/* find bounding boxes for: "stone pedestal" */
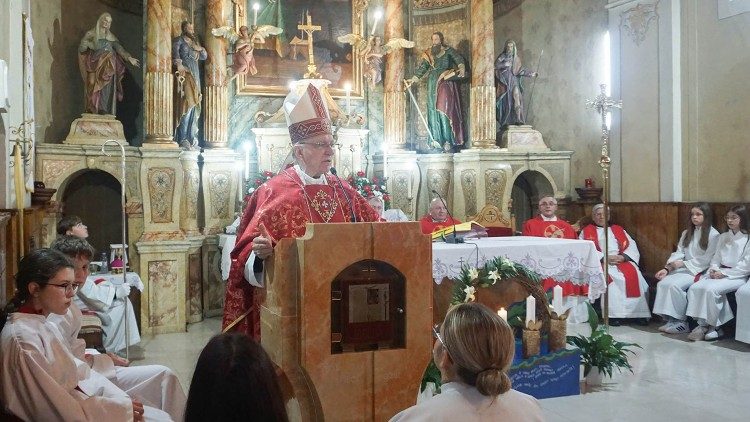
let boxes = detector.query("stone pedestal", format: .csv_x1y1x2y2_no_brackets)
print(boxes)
416,154,455,218
63,114,127,146
135,240,190,334
201,149,240,235
370,151,419,220
201,234,224,317
500,125,550,152
186,235,205,324
179,150,200,236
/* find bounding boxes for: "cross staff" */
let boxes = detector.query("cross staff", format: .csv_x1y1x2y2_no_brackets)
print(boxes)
585,83,621,329
298,13,321,78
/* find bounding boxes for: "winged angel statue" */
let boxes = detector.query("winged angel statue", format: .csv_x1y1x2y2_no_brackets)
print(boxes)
212,24,283,80
338,34,415,88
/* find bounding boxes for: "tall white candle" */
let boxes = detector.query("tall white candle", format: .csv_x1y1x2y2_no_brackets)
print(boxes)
525,295,536,326
344,82,352,114
371,10,383,36
253,3,260,26
243,142,251,181
553,285,563,315
497,307,507,322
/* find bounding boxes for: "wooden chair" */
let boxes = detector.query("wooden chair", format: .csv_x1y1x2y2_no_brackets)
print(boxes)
470,202,516,237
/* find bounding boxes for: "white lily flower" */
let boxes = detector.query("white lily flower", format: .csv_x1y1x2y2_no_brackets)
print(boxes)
468,268,479,280
488,269,500,284
463,286,476,302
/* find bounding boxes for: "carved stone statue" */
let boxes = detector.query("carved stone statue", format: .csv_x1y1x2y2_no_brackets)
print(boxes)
173,21,207,149
78,13,140,115
495,39,538,128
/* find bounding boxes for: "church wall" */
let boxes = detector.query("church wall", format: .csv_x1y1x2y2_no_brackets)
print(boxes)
31,0,144,145
494,0,608,199
682,0,750,202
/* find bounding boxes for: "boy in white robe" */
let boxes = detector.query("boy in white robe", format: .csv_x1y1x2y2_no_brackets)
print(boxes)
49,235,187,420
579,204,651,324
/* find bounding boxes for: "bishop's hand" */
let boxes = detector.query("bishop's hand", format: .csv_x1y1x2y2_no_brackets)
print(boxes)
253,223,274,260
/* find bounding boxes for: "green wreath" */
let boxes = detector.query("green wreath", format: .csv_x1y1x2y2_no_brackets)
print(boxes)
451,256,541,305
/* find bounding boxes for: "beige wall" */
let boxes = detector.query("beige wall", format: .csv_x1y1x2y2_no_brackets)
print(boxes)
31,0,143,145
682,0,750,202
494,0,608,197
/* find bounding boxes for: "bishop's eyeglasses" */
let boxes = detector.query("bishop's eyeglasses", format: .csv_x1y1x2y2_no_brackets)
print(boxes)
298,141,338,149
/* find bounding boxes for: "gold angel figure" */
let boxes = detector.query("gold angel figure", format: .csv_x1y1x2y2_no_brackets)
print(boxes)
212,24,283,80
337,34,415,88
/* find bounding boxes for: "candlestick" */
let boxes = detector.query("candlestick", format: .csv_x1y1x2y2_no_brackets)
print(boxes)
243,142,251,181
253,3,260,26
553,285,563,315
344,82,352,114
497,307,507,322
371,10,383,36
525,295,536,326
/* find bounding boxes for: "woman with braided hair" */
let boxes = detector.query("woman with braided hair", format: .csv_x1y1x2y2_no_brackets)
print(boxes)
390,302,544,421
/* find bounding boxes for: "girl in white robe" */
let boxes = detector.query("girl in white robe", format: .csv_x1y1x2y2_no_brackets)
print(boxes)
653,203,720,334
0,248,170,421
686,206,750,341
735,262,750,344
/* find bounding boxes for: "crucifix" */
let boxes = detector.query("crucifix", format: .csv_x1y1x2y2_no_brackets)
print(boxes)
298,13,322,78
585,83,622,328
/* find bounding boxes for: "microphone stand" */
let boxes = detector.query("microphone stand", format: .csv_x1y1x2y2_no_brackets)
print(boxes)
330,167,356,222
431,189,463,244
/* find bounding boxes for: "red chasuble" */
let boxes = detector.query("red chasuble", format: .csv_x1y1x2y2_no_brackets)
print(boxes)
418,216,461,235
223,168,381,339
581,224,641,298
522,215,577,239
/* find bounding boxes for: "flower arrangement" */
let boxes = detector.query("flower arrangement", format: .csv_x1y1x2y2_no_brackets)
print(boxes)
245,170,275,195
347,170,390,207
451,256,541,305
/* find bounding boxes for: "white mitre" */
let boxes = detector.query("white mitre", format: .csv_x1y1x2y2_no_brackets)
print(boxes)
283,83,333,144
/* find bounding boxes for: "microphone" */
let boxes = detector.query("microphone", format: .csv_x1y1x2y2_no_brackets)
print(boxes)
330,167,357,222
431,189,463,243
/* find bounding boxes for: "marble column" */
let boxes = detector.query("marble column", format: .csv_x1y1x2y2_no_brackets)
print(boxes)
383,0,407,150
203,0,229,149
469,0,497,149
144,0,174,145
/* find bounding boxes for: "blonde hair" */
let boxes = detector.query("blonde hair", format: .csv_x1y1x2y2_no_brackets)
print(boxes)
441,303,514,396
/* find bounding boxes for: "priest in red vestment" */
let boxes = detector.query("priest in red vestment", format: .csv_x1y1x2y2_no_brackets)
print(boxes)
419,197,461,234
580,203,651,324
222,83,380,339
521,196,576,239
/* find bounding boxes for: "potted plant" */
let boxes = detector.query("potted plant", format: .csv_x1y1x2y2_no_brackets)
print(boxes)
566,303,641,385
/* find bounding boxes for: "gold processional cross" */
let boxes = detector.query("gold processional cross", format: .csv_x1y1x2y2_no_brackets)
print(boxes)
298,13,322,79
585,83,622,328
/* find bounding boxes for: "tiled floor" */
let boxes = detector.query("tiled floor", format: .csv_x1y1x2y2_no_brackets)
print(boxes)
135,318,750,421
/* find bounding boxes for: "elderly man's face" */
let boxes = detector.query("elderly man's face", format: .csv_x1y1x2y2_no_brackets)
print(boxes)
538,197,557,218
429,200,448,222
184,23,195,36
295,134,335,178
368,198,384,216
593,207,609,227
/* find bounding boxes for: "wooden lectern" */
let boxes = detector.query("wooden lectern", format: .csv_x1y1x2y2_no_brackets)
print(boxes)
261,222,433,421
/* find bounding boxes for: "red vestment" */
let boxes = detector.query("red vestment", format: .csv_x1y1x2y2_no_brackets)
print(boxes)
418,216,461,235
223,168,381,339
581,224,642,298
522,215,576,239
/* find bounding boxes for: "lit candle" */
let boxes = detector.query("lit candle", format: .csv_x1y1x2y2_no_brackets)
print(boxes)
553,285,563,315
243,142,251,181
344,82,352,114
382,144,389,179
497,307,507,322
253,3,260,26
371,10,383,36
525,295,536,326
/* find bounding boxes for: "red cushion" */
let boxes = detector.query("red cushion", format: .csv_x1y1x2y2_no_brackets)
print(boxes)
486,227,513,237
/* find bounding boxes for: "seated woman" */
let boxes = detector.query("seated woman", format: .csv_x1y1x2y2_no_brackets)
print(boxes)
653,203,720,334
686,205,750,341
0,248,170,421
185,332,288,422
390,303,544,421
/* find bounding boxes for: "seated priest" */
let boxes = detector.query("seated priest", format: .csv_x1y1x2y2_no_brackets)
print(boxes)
419,197,461,234
367,195,409,222
223,83,381,340
521,195,576,239
580,204,651,325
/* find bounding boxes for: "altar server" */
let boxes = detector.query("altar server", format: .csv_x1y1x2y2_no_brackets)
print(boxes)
0,248,171,421
49,235,186,420
580,203,651,323
686,205,750,341
223,83,380,339
390,303,544,421
653,203,720,334
521,195,576,239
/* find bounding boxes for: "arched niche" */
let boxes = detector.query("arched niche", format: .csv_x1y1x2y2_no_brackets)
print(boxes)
60,169,123,256
511,170,554,224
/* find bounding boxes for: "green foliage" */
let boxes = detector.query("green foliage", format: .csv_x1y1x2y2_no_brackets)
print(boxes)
566,303,641,378
450,256,541,305
421,360,442,393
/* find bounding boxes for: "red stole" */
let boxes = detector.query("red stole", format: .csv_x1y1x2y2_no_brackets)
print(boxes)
582,224,641,298
419,216,461,235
